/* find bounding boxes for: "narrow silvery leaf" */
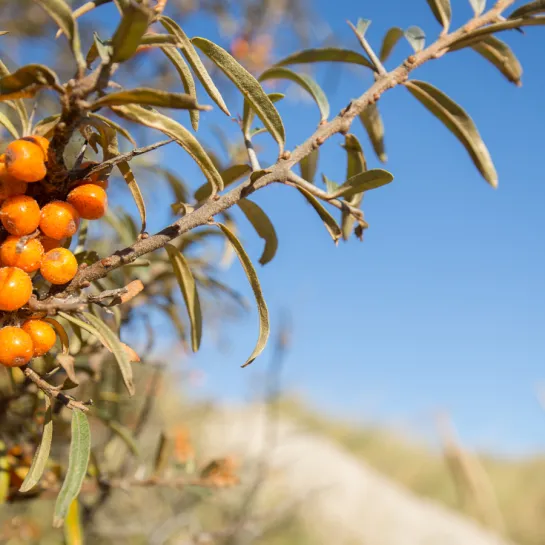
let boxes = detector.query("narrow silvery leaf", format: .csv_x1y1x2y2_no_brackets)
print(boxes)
322,174,340,194
160,16,230,116
359,103,387,163
405,26,426,52
112,104,224,195
299,148,319,184
110,1,151,62
258,66,330,123
242,92,284,139
238,199,278,265
80,312,135,396
88,113,136,145
33,0,85,70
53,411,91,527
357,18,372,36
471,36,522,85
509,1,545,18
297,187,341,243
426,0,452,32
161,46,199,130
469,0,486,16
0,61,28,134
43,317,70,355
164,244,202,352
194,164,251,201
93,88,209,110
380,27,404,62
19,397,53,492
192,37,286,153
0,64,59,100
405,80,497,187
327,169,394,199
216,222,270,367
0,111,19,139
117,161,146,233
275,48,373,70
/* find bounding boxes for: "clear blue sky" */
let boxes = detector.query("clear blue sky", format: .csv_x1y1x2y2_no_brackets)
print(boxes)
5,0,545,455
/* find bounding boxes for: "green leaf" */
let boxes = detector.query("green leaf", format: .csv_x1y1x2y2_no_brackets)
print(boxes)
112,104,224,195
88,113,136,145
192,37,286,153
63,499,83,545
509,1,545,18
116,161,146,234
327,169,394,199
94,88,208,110
322,174,340,194
0,111,19,139
405,26,426,52
53,411,91,527
19,397,53,492
161,46,199,130
357,18,372,36
469,0,486,16
238,199,278,265
275,47,374,70
0,64,60,100
379,27,404,62
299,148,318,184
0,61,28,134
216,222,270,367
471,36,522,85
33,0,85,70
160,16,230,116
405,80,497,187
194,164,251,201
165,244,202,352
242,92,284,139
258,66,329,123
296,187,341,243
426,0,452,32
110,1,151,62
359,103,387,163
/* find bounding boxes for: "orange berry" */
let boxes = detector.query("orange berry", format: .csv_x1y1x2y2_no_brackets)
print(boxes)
40,236,65,253
0,163,27,201
40,248,78,285
25,135,50,157
0,267,33,311
67,184,108,220
76,161,109,190
0,327,33,367
0,195,40,236
39,201,80,240
22,319,56,357
0,236,44,273
5,139,47,183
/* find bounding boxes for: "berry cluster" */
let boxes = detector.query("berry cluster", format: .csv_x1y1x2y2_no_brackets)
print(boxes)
0,136,109,368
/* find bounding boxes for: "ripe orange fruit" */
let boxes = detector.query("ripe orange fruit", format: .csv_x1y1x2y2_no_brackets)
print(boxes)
0,195,40,236
22,319,56,357
40,248,78,285
0,163,27,201
4,139,47,183
0,267,33,311
0,236,44,273
76,161,109,190
39,201,80,240
67,184,108,220
0,327,34,367
24,135,49,157
39,236,65,253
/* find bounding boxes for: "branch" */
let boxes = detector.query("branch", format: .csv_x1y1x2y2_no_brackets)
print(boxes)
39,0,515,301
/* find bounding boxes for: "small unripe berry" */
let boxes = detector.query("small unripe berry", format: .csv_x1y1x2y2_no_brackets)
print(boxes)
39,201,80,240
40,248,78,285
0,327,34,367
0,236,44,273
4,138,48,183
22,319,57,357
0,266,33,311
67,184,108,220
0,195,40,236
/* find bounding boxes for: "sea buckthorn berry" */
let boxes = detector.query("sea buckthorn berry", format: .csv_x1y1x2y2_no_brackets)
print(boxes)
25,135,50,157
0,195,40,236
0,163,27,201
40,236,65,253
0,267,33,311
77,161,109,190
5,139,47,183
0,236,44,273
40,248,78,285
0,327,34,367
67,184,108,220
22,319,56,357
39,201,80,240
